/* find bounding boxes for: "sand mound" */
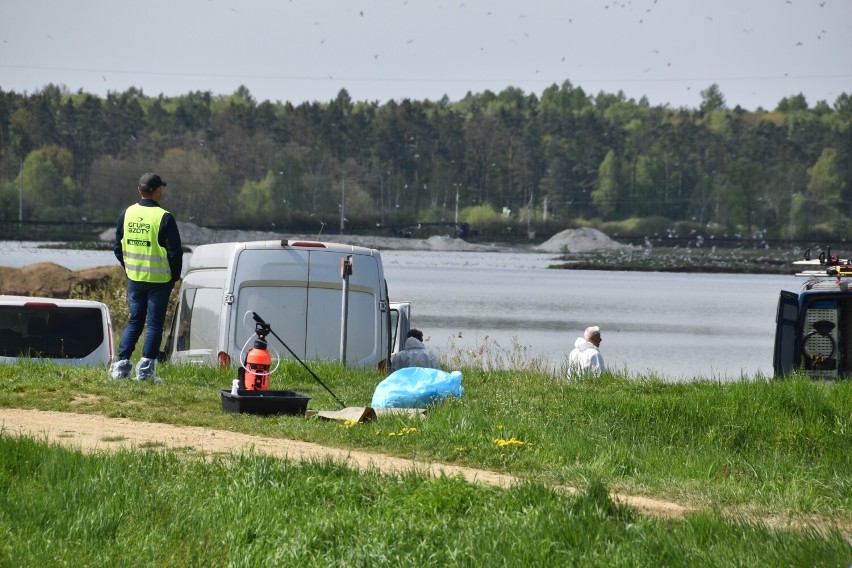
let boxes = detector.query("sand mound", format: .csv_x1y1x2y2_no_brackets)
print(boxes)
0,263,120,299
533,228,633,253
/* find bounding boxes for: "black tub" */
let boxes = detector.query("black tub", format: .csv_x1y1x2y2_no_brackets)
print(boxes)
220,389,311,416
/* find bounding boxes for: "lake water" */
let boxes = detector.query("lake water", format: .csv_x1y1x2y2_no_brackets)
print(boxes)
2,241,796,380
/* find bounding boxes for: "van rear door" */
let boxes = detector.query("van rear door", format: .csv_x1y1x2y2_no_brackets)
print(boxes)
230,247,311,363
390,301,411,355
304,251,385,366
773,290,800,376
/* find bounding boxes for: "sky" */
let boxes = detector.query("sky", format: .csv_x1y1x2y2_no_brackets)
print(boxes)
1,0,850,111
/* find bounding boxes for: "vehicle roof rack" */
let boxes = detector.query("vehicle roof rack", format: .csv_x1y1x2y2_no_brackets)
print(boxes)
793,246,852,278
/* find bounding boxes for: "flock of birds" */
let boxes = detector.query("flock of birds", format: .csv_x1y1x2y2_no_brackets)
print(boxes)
1,0,841,107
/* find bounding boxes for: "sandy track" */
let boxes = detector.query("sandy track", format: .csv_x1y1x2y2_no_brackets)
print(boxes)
0,408,690,520
5,408,852,538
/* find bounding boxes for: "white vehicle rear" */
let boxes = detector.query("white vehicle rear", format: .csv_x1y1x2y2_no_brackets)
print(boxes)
0,296,114,367
165,239,409,370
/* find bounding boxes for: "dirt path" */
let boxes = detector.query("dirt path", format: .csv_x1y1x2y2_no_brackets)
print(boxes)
1,408,691,519
3,408,852,538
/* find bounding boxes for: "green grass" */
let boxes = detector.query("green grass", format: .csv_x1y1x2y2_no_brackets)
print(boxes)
1,435,849,567
0,360,850,527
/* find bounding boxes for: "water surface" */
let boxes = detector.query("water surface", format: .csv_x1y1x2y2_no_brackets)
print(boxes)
3,241,794,380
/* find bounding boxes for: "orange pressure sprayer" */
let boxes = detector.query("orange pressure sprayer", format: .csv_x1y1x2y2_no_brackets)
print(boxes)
240,319,273,390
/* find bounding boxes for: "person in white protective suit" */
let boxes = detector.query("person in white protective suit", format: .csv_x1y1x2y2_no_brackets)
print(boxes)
567,325,605,376
390,329,442,371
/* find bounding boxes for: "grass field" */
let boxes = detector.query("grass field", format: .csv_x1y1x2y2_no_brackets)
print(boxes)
0,359,850,566
2,435,848,567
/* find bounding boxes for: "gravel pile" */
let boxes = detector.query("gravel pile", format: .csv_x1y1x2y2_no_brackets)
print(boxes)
533,228,633,253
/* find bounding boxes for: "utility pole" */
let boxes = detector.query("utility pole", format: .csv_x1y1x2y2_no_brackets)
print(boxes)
379,173,384,227
339,178,345,234
19,158,23,223
454,183,460,224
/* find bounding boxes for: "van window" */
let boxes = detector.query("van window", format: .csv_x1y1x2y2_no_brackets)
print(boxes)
0,306,104,358
176,287,221,352
304,287,377,362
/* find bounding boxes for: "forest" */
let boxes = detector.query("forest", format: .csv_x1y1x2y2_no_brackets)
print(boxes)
0,81,849,242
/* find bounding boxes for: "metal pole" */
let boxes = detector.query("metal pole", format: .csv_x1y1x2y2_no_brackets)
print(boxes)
454,184,459,224
339,255,353,365
19,159,23,223
339,178,345,234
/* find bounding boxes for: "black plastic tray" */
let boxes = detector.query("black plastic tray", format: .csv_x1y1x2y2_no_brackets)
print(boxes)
220,389,311,416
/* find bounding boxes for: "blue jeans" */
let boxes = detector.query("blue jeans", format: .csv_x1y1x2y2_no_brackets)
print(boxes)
118,280,175,360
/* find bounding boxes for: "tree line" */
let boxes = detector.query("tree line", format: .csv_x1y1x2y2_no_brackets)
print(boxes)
0,81,850,241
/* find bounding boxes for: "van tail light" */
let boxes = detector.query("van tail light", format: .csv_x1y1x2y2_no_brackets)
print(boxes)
23,302,58,308
218,351,231,369
378,359,387,372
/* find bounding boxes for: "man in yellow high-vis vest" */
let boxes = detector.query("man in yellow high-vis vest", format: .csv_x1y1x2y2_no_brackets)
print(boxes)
110,173,183,382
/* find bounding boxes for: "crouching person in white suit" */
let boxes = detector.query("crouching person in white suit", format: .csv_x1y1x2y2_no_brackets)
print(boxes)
567,325,605,377
391,329,441,371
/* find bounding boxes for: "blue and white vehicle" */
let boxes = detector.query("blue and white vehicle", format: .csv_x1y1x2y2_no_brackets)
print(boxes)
774,247,852,379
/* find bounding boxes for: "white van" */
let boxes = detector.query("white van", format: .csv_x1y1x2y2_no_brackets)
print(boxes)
0,296,114,367
165,240,409,370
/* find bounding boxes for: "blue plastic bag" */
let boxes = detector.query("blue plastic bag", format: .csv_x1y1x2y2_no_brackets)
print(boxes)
371,367,464,409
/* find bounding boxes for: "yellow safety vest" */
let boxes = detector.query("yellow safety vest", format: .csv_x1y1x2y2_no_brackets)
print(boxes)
122,204,171,283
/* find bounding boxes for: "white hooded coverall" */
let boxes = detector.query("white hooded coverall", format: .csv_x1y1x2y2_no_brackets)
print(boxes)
567,337,605,375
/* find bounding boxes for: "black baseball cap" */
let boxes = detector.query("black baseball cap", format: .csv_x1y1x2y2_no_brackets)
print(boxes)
138,173,167,191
